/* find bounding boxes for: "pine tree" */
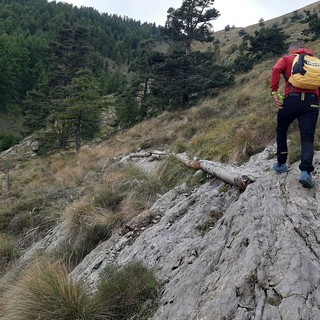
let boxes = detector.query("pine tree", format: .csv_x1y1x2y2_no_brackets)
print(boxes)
54,68,101,151
164,0,220,54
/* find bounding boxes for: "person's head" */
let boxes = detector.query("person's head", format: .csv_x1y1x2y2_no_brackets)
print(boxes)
288,40,305,53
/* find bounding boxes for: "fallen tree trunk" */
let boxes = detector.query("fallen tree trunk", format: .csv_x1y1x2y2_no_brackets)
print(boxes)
177,155,256,192
199,160,254,192
121,150,256,191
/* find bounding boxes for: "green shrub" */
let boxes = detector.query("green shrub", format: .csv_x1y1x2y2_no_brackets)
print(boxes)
0,132,21,151
95,261,160,320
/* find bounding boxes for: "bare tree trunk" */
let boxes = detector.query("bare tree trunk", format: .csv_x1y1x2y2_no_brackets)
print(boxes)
121,150,256,191
177,155,255,192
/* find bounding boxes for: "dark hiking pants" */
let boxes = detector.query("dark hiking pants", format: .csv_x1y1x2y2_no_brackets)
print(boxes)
276,92,319,173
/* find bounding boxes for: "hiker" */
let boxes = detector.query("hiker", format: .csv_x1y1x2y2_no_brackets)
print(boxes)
271,40,320,188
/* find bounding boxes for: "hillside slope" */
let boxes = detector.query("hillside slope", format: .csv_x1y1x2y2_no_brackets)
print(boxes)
2,2,320,319
72,148,320,320
2,143,320,319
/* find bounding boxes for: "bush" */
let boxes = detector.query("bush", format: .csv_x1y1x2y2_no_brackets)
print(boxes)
0,132,21,150
115,90,140,128
95,261,160,319
233,54,255,74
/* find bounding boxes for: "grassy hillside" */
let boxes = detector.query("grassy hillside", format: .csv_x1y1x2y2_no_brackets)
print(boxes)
212,1,320,57
1,1,320,244
1,1,320,241
1,1,320,317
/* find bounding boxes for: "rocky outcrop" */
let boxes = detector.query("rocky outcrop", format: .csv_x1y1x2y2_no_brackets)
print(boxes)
4,144,320,319
68,146,320,319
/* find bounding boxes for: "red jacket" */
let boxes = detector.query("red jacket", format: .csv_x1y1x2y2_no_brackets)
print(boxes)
271,48,320,98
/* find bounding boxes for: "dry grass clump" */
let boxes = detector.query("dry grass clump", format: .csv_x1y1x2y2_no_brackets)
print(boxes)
92,184,125,213
2,259,109,320
54,154,204,270
119,164,166,212
55,162,169,268
157,154,207,188
97,162,167,215
2,258,160,320
0,184,66,239
49,152,91,187
55,200,116,269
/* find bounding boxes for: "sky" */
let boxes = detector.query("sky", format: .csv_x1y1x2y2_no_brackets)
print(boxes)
52,0,318,31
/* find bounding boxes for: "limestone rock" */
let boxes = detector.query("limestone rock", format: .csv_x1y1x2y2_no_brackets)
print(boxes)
5,144,320,320
70,148,320,319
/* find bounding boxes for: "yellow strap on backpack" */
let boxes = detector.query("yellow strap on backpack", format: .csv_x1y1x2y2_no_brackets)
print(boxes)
288,54,320,90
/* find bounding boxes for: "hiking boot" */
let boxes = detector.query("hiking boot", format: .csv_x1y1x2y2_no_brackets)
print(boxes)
273,162,288,173
298,171,315,188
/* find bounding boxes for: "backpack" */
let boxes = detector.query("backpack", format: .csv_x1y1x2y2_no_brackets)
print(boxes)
288,54,320,90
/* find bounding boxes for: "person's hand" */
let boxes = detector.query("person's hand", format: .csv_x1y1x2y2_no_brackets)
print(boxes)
273,94,283,109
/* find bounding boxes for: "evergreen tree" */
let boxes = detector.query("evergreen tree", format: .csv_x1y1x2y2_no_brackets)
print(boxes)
72,26,91,71
0,33,29,111
129,46,166,117
302,10,320,40
163,0,220,54
48,24,76,96
246,25,289,61
61,68,101,151
150,50,234,109
23,84,52,133
115,87,140,128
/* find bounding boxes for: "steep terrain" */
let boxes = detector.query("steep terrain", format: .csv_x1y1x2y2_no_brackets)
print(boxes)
2,2,320,319
2,142,320,319
72,148,320,320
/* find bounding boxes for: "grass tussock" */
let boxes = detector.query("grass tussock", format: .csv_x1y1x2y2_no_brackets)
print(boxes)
119,164,166,212
2,259,109,320
2,259,160,320
96,261,160,320
55,201,115,269
55,162,170,268
0,234,20,272
157,154,206,189
0,184,66,239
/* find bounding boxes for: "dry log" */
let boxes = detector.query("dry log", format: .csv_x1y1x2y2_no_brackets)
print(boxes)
199,160,254,192
178,155,255,191
182,160,202,170
121,150,255,191
129,152,152,158
150,150,168,156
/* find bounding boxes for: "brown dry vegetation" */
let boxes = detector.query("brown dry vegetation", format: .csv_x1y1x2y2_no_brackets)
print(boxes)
2,2,320,318
1,0,320,262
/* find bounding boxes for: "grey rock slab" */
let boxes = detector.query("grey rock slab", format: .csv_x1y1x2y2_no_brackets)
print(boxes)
8,147,320,319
